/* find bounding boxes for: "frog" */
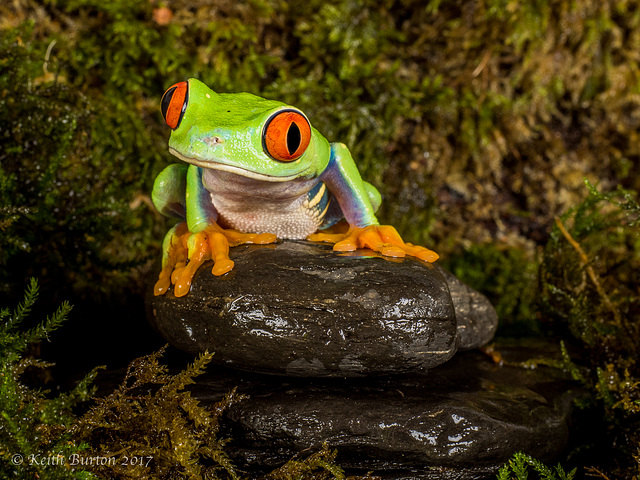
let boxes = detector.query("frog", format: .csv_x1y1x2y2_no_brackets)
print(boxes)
152,78,438,297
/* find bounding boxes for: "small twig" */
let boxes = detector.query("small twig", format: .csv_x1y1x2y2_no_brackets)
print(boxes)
472,49,492,77
554,216,622,328
129,193,157,212
43,39,57,76
584,466,612,479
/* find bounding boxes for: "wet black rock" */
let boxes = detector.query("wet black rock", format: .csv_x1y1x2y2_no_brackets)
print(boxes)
147,241,497,376
443,270,497,351
190,343,579,479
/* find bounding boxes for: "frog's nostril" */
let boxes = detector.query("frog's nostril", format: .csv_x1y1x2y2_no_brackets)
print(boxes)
161,81,188,129
203,136,223,147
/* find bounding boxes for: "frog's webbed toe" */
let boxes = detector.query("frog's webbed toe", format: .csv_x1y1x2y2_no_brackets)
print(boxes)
155,223,189,296
309,225,439,263
154,222,278,297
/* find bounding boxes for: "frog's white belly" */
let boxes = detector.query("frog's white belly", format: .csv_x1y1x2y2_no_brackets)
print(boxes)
213,192,323,239
202,169,329,239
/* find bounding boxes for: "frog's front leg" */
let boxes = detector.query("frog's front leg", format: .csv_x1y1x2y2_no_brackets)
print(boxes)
154,221,276,297
153,165,276,297
308,143,439,263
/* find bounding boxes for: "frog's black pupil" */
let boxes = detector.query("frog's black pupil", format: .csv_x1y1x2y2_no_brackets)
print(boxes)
287,122,301,155
161,86,176,122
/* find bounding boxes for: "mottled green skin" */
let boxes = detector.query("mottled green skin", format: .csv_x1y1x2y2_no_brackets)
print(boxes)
152,78,381,238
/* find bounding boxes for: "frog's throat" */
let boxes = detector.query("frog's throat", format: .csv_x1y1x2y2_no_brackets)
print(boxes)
169,148,303,183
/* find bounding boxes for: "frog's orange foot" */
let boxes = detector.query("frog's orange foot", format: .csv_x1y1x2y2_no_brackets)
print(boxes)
154,222,277,297
308,225,439,263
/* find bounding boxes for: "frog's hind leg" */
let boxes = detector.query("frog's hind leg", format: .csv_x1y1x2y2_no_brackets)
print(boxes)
364,181,382,213
318,181,381,232
314,180,382,240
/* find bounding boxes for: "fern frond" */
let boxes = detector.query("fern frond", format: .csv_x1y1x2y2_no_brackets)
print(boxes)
41,366,104,426
24,300,72,345
5,277,40,332
14,357,56,375
170,415,201,479
498,452,576,480
206,448,240,480
161,351,214,397
122,345,169,390
0,278,43,357
265,445,344,480
179,393,210,428
210,387,248,421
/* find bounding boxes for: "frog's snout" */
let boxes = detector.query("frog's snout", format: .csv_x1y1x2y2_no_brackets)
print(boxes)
161,81,189,130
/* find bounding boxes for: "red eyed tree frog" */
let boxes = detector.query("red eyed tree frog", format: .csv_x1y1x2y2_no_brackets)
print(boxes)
153,78,438,297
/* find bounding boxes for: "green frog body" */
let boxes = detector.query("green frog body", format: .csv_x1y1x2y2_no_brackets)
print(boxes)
153,78,438,297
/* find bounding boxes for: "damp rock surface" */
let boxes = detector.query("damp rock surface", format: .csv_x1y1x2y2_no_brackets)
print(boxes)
443,270,498,351
147,240,497,376
190,342,579,479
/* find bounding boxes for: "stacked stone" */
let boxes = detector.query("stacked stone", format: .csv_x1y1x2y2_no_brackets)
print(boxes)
148,241,576,479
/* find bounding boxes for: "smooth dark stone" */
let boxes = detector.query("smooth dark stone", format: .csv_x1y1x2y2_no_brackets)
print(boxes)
442,270,498,351
147,240,497,376
189,342,579,479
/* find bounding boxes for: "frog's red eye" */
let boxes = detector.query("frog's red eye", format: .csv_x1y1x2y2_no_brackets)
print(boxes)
161,81,188,130
262,109,311,162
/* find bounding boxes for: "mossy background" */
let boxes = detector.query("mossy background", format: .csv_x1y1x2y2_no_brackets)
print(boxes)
1,0,639,479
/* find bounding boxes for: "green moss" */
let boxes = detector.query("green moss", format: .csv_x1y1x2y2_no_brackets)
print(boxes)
496,452,576,480
540,181,640,478
0,278,101,480
71,347,245,480
541,181,640,357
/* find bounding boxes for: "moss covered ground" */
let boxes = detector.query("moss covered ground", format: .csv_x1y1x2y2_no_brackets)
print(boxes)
1,1,639,478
